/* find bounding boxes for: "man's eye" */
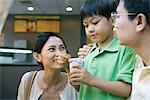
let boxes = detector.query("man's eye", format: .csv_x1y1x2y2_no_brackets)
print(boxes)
115,15,120,19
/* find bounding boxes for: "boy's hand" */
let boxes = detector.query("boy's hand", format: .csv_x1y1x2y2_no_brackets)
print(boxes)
69,65,94,85
77,44,92,58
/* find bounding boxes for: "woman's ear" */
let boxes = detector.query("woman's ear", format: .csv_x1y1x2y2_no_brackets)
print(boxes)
33,52,41,63
135,13,147,32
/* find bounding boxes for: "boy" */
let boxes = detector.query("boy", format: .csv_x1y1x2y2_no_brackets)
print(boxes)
69,0,136,100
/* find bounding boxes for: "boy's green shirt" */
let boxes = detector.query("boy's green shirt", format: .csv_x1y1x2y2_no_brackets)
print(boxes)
79,36,136,100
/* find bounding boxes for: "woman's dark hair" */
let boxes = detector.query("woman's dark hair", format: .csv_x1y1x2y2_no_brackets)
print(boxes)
122,0,150,25
34,32,67,66
34,32,67,54
80,0,118,20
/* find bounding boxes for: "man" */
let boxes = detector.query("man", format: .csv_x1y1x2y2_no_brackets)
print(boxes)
112,0,150,99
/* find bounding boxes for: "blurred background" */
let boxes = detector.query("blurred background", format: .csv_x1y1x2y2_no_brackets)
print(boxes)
0,0,90,99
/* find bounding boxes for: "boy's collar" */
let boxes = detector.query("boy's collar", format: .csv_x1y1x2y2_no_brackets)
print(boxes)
89,36,119,53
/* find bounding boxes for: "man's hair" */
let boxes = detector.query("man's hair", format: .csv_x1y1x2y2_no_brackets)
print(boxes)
123,0,150,25
80,0,118,20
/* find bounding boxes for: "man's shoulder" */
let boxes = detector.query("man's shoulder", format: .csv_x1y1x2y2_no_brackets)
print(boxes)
119,44,135,52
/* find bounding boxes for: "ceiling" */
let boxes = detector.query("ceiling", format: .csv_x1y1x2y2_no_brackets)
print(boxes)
9,0,86,15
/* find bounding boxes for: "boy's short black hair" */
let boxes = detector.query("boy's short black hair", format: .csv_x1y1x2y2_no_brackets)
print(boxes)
80,0,118,20
122,0,150,25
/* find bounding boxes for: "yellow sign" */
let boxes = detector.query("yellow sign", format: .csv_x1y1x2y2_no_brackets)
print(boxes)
14,15,60,33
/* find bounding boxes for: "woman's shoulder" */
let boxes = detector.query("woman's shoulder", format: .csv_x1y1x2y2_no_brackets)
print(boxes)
21,70,39,82
60,73,78,100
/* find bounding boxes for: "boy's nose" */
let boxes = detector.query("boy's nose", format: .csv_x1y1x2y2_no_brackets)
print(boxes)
88,25,94,32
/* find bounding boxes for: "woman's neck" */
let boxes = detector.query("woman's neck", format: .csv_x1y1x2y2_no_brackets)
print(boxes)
38,70,62,90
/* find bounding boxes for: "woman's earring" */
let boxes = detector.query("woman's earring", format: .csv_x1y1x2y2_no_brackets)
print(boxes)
37,59,41,62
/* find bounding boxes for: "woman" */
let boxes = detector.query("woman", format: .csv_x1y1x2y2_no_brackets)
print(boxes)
17,32,77,100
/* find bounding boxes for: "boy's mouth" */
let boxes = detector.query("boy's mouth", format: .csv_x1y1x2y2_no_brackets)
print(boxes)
89,34,96,39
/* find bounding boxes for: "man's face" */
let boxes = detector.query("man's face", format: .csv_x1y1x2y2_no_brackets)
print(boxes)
114,0,137,46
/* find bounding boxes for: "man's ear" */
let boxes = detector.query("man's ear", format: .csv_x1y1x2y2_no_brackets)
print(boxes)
33,52,41,63
135,13,147,32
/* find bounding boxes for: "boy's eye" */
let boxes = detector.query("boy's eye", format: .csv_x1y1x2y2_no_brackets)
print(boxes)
92,20,99,25
84,24,88,28
83,23,88,28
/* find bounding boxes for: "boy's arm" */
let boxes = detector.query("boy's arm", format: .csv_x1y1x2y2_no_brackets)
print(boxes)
89,76,131,97
69,44,91,91
70,66,131,97
70,47,136,97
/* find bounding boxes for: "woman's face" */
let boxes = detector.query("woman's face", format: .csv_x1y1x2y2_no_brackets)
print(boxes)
39,36,67,70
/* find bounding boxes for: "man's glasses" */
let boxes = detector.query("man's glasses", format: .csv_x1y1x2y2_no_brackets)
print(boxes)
111,12,137,22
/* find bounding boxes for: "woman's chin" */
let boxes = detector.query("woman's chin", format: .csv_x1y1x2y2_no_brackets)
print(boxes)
55,65,65,69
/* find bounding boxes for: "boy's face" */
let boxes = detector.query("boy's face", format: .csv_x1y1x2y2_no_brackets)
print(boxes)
83,15,113,44
114,0,137,46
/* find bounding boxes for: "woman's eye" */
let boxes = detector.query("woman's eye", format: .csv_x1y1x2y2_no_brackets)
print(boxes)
48,48,55,52
60,46,66,51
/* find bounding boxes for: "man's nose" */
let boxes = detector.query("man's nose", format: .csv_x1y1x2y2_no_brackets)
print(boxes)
112,17,119,28
113,21,117,28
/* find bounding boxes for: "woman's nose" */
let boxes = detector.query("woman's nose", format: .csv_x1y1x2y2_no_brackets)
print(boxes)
55,50,63,57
